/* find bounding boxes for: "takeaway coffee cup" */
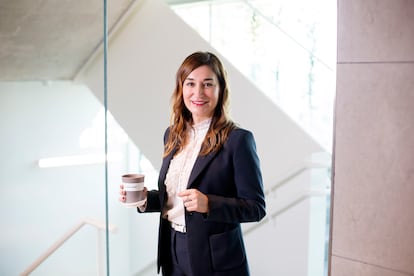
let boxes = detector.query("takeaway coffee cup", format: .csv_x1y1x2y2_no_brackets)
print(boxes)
122,173,145,204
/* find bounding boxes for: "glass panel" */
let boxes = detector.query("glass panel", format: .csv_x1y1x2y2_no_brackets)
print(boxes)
0,2,106,275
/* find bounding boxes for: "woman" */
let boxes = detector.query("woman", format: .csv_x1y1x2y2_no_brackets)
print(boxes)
120,51,266,276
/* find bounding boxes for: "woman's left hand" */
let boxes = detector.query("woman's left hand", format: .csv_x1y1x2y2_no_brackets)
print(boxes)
178,189,209,213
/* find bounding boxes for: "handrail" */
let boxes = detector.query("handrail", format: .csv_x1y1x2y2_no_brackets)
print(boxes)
264,159,330,195
20,217,117,276
243,158,331,235
244,188,330,236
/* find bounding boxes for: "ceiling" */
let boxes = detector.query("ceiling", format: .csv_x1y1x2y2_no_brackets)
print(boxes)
0,0,202,82
0,0,139,81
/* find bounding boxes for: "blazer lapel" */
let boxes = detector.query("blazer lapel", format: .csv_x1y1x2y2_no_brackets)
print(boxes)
187,151,218,188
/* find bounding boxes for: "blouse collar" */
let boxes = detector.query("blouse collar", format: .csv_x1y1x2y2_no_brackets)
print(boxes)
192,118,212,132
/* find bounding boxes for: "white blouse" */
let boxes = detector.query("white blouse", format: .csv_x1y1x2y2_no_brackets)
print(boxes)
162,118,211,227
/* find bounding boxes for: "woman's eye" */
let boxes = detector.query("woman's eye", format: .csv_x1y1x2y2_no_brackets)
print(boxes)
185,82,195,87
204,83,213,87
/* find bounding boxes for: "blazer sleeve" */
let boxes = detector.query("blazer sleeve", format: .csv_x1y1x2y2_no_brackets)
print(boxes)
142,190,162,212
205,129,266,223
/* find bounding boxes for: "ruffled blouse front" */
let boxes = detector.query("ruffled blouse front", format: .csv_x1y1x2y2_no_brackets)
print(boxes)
162,118,211,227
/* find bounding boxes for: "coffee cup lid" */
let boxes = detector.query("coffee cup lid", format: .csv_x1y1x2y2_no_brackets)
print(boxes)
122,173,145,183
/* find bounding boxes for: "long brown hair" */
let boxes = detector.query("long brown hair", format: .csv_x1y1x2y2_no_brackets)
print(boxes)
164,51,236,157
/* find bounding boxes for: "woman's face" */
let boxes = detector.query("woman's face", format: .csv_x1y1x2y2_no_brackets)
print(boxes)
183,65,219,124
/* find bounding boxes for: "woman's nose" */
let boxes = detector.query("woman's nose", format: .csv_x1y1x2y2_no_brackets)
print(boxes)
195,84,204,95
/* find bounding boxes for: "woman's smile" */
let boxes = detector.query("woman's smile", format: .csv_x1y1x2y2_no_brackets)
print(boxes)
191,100,208,106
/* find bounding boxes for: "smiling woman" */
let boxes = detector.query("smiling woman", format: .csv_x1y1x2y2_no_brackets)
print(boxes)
119,51,266,276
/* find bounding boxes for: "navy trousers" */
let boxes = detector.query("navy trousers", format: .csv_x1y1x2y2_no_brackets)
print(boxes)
162,227,193,276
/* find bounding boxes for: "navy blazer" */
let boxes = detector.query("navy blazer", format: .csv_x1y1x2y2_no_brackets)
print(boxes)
142,127,266,276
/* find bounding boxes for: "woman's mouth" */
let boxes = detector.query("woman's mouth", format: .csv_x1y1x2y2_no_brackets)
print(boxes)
192,100,207,106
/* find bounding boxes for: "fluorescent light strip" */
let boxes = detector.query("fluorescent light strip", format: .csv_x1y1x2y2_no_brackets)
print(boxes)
38,152,122,168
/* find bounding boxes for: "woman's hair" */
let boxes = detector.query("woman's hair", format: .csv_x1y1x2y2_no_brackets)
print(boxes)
164,51,236,157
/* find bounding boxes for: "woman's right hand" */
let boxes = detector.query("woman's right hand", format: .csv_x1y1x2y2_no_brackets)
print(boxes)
119,184,148,205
